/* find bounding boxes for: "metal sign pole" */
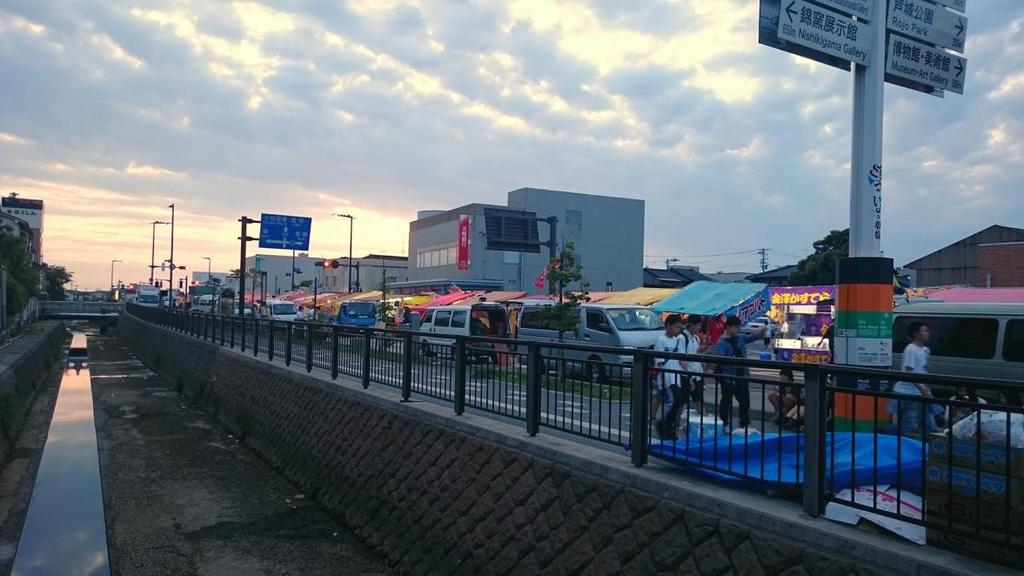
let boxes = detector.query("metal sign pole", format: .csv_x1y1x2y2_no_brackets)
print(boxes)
849,0,885,258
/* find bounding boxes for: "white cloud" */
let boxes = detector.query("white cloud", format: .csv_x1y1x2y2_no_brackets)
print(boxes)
0,0,1021,288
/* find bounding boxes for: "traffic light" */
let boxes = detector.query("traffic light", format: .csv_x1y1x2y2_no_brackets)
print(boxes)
179,279,184,289
330,260,340,269
315,260,325,267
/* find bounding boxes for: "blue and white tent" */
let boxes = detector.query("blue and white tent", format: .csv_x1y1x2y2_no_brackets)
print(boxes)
652,281,770,322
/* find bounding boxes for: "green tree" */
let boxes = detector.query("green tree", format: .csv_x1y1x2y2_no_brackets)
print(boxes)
788,229,849,286
298,279,314,289
0,234,39,315
539,241,590,336
43,265,73,300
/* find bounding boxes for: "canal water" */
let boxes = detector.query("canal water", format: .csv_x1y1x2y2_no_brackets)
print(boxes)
11,333,110,576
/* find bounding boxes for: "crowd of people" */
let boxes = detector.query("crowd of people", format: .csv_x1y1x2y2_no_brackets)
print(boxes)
650,315,1022,442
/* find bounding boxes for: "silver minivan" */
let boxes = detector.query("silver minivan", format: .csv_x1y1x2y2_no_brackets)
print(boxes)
515,302,665,383
891,301,1024,381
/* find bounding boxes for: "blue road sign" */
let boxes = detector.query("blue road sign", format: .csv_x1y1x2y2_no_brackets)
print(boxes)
258,213,312,251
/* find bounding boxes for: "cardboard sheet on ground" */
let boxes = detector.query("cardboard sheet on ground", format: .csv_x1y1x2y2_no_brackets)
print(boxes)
644,432,924,492
825,486,925,545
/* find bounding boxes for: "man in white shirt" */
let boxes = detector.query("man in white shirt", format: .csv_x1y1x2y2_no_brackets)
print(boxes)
889,322,940,434
652,315,684,439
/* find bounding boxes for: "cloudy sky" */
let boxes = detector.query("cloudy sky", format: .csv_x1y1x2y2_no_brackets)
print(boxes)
1,0,1022,289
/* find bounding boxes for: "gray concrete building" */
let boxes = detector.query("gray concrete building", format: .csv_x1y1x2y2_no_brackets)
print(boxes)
393,188,644,294
244,253,408,296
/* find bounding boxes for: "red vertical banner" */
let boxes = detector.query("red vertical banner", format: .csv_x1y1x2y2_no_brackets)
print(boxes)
456,215,470,270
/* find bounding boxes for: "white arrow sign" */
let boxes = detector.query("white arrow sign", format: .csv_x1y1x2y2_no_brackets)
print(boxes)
888,0,967,53
776,0,873,66
886,35,966,94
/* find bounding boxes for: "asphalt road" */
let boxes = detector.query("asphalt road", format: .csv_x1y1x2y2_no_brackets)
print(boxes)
224,326,797,444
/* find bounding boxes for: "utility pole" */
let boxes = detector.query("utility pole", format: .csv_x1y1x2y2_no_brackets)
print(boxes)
237,216,259,316
758,248,769,273
290,249,296,291
167,204,175,306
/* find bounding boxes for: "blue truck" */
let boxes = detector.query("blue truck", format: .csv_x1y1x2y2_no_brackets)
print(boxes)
335,301,378,327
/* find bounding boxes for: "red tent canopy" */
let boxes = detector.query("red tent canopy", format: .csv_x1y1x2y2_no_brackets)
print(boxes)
929,287,1024,303
407,291,484,315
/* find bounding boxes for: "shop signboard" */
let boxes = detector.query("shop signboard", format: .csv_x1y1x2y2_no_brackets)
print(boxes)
456,215,470,270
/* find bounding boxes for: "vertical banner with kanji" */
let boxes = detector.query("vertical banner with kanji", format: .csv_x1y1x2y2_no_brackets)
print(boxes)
456,215,470,270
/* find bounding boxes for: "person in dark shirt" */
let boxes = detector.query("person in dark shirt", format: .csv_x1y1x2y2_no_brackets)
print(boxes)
712,316,765,434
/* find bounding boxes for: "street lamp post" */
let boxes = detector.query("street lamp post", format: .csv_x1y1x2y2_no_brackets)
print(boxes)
110,259,123,293
202,256,213,313
150,220,169,285
167,204,176,307
332,213,354,293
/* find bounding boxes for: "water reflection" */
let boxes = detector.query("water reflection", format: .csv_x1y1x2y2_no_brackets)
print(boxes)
12,336,110,576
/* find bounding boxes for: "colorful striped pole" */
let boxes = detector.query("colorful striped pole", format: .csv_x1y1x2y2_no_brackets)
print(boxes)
833,256,894,431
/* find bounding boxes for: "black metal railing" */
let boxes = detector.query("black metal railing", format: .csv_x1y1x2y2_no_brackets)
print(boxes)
127,304,1024,567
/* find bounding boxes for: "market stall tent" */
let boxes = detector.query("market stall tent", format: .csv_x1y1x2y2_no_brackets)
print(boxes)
599,287,677,306
652,281,770,322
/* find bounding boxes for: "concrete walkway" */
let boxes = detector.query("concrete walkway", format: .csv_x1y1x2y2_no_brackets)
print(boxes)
89,334,390,576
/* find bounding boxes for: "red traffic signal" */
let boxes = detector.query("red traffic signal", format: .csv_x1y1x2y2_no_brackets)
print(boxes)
330,260,340,269
314,260,325,267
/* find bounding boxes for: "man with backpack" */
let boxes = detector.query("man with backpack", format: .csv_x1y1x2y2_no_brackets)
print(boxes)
712,315,767,435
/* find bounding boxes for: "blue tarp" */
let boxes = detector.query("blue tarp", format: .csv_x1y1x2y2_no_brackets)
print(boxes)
644,432,925,492
652,281,771,322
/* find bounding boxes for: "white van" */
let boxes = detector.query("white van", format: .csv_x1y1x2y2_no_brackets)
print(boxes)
417,303,511,359
136,285,160,308
891,301,1024,381
261,299,299,322
515,302,665,383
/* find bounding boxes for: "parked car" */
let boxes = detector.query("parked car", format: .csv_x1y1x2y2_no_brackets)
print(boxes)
515,302,665,384
261,299,299,321
891,301,1024,382
417,303,511,361
741,317,778,337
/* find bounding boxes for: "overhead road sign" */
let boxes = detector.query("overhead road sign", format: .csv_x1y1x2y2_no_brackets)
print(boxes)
775,0,873,66
886,35,966,94
929,0,965,13
258,213,312,251
887,0,967,53
812,0,873,21
759,0,850,71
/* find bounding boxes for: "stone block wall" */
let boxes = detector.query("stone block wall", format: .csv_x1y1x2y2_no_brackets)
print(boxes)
0,321,64,466
119,314,908,576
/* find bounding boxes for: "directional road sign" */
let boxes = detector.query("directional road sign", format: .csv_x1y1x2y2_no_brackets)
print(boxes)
258,213,312,251
886,35,966,94
774,0,873,66
759,0,850,71
887,0,967,53
930,0,966,13
812,0,873,21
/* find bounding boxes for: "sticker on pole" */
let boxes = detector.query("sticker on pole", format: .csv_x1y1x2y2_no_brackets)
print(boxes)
258,213,312,251
776,0,873,66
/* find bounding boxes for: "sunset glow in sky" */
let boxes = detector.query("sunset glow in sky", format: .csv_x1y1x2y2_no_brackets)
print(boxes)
1,1,1022,289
